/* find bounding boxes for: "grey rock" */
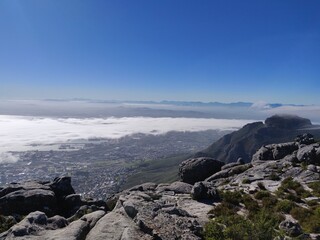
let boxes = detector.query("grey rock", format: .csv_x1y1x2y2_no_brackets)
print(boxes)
49,176,75,198
237,157,245,164
123,200,138,219
252,142,298,162
279,219,303,237
297,143,320,164
1,210,106,240
86,209,149,240
308,164,318,172
206,163,252,182
47,215,68,229
0,211,60,239
0,188,57,216
221,162,240,170
156,181,192,194
295,133,315,145
179,157,224,184
129,182,158,192
191,181,219,200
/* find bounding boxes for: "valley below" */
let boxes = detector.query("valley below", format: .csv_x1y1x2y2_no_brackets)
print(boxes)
0,130,229,199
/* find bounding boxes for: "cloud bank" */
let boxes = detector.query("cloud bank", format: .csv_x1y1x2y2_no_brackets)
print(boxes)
0,115,255,163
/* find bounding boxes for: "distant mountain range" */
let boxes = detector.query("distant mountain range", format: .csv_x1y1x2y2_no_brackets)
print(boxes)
43,98,306,109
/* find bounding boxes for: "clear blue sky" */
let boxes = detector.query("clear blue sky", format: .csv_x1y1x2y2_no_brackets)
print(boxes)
0,0,319,104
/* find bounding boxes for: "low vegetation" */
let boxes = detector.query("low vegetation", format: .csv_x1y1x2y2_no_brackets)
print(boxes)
290,206,320,233
276,177,311,201
0,215,16,233
205,190,284,240
308,181,320,197
204,182,320,240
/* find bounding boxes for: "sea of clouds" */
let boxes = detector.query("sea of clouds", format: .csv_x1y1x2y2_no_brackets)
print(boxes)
0,115,255,163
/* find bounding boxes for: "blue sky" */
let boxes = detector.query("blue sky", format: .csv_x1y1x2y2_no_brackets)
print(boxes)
0,0,319,104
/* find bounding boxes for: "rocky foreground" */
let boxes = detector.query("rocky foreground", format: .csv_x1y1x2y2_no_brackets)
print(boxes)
0,134,320,239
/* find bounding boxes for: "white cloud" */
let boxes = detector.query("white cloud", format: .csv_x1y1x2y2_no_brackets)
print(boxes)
250,101,271,110
264,105,320,124
0,152,19,164
0,115,255,163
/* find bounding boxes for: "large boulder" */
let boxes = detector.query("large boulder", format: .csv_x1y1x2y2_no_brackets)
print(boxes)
179,157,224,184
0,182,57,216
191,181,220,200
0,177,104,218
49,176,75,198
296,143,320,165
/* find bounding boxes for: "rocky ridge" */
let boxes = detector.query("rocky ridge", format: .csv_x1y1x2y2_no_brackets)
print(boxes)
0,134,319,239
196,115,320,163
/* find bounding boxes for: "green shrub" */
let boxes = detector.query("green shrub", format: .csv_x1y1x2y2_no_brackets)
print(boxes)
261,195,278,209
242,194,260,214
269,173,281,181
308,181,320,197
290,206,320,233
242,178,251,184
280,177,302,191
254,191,271,200
221,215,254,240
284,192,302,203
204,209,282,240
210,202,237,217
277,177,311,200
252,209,282,240
275,200,296,213
220,191,243,205
307,199,319,207
205,214,253,240
204,220,225,240
0,215,16,233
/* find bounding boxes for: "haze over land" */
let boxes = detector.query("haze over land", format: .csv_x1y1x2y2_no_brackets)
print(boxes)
1,99,320,164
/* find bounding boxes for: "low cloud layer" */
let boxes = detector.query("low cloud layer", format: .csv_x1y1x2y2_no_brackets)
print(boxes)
264,105,320,124
0,115,255,163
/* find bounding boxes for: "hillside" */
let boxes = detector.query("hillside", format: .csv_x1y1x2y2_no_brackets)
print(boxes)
196,115,320,163
0,132,319,239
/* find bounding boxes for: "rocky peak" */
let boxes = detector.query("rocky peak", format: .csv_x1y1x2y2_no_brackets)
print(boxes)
265,114,312,129
195,115,319,164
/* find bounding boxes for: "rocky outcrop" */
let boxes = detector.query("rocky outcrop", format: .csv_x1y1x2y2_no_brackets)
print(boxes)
87,186,210,240
0,210,106,240
179,157,224,184
0,177,106,218
1,182,214,239
251,142,298,163
195,115,320,163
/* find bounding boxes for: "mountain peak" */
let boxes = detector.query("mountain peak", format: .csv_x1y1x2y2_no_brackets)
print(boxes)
265,114,312,129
